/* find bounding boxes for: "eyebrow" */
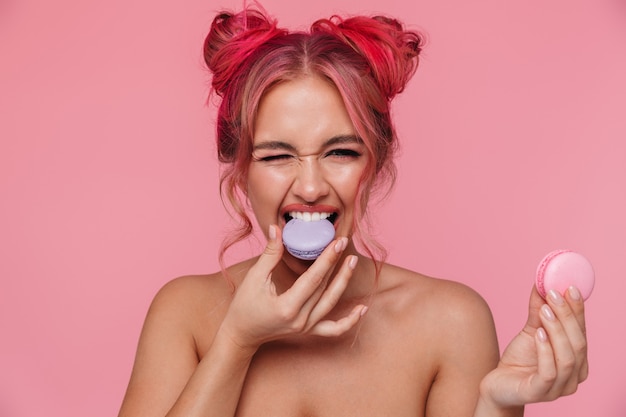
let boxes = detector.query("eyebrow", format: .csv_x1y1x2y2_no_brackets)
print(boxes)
252,134,362,152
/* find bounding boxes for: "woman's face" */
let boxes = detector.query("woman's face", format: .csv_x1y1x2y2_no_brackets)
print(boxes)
247,75,369,263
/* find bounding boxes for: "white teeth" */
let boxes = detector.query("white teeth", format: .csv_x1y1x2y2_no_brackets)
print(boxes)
288,211,334,222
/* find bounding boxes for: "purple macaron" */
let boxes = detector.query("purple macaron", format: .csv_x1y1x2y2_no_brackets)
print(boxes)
282,218,335,260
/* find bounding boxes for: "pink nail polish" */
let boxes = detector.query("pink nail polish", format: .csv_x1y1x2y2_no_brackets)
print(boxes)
568,286,582,301
537,327,548,342
548,289,564,305
541,304,556,321
269,225,277,241
349,255,358,269
334,237,347,253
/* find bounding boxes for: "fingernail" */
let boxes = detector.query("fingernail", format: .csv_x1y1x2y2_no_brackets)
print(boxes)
360,306,369,317
349,255,358,269
537,327,548,342
568,286,582,301
541,304,556,321
334,237,347,253
269,225,277,241
548,289,564,305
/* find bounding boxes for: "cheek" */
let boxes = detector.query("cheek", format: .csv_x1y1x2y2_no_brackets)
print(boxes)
246,171,267,208
327,160,369,194
246,166,291,211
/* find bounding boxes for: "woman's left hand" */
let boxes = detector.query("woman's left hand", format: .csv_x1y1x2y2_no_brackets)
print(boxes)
480,285,589,408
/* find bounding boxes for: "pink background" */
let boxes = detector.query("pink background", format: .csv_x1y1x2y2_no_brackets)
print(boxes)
1,0,625,415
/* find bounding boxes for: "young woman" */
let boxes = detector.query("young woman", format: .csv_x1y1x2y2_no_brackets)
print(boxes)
118,6,588,417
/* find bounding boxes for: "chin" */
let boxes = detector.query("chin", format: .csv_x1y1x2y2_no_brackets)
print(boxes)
281,251,315,276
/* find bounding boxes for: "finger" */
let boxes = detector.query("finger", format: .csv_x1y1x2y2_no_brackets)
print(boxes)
305,255,359,328
563,286,588,342
284,238,348,321
309,304,368,337
527,327,558,401
284,237,348,308
550,288,589,382
525,285,547,330
248,224,285,282
539,303,577,394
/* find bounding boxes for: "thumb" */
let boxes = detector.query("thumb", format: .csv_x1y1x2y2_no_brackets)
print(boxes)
252,224,284,275
525,285,546,330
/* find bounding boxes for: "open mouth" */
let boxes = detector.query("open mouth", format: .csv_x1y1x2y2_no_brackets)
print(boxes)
284,211,338,224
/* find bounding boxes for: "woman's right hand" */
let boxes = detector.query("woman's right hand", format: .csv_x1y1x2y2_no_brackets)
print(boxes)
217,224,367,352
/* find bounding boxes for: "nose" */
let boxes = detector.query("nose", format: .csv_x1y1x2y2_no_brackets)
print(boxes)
291,158,330,203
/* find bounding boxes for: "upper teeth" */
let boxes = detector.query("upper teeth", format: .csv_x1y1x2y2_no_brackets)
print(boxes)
289,211,332,222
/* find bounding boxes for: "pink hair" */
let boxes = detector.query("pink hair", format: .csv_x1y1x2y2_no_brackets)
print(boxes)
203,7,423,278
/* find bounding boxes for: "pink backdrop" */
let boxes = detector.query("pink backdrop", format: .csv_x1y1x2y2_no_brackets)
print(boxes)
1,0,624,415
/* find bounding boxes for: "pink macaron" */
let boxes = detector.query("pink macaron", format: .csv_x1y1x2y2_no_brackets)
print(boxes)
535,250,595,301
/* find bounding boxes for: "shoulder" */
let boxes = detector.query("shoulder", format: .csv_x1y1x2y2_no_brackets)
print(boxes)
147,274,226,324
377,263,498,357
119,262,255,415
139,274,227,349
151,257,257,311
151,273,230,310
378,264,500,398
145,258,257,338
378,263,494,323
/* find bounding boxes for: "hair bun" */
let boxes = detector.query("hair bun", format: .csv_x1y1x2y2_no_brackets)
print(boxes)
203,9,285,96
312,15,423,100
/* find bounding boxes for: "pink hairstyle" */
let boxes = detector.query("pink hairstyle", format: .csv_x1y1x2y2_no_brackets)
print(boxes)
203,6,423,276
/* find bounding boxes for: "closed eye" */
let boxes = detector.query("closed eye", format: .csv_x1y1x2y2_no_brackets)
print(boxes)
326,149,362,158
255,154,294,162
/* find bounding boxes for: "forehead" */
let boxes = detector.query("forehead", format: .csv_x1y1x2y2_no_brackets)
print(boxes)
253,76,356,150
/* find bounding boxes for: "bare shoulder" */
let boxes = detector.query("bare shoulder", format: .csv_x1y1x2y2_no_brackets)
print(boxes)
119,261,257,415
375,263,500,399
152,257,256,307
151,271,232,315
145,258,257,348
378,263,494,322
375,263,498,356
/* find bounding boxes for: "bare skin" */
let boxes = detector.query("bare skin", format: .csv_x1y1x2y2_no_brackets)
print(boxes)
119,236,500,417
118,76,588,417
118,234,587,417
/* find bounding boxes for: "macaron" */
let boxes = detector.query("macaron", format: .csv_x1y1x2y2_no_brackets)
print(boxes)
535,250,595,300
282,218,336,260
